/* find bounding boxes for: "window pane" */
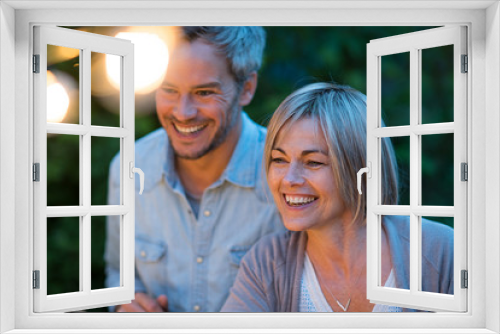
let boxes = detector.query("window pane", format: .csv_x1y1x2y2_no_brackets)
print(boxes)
91,215,120,291
381,215,409,291
381,136,409,205
47,217,80,295
47,45,80,124
47,134,80,206
421,216,454,295
381,52,410,127
91,137,120,206
421,133,454,206
91,52,121,127
421,45,454,124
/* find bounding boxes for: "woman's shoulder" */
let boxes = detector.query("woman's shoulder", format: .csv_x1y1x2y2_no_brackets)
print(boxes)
242,230,304,270
385,215,453,241
384,215,453,264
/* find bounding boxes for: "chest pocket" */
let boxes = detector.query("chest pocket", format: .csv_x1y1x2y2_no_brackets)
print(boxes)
230,245,252,267
136,238,166,263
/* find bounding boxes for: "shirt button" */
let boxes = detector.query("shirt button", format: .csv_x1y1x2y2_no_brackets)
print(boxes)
193,305,200,312
196,257,203,264
140,250,146,258
203,210,211,217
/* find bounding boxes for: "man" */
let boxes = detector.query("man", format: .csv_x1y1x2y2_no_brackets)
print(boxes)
105,27,284,312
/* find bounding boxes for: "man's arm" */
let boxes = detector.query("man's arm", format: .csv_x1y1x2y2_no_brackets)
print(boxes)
104,155,170,312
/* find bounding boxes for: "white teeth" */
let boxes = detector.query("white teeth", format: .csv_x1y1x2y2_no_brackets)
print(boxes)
285,195,316,206
174,123,206,134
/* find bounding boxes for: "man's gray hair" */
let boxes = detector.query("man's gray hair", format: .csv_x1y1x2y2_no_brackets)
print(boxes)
264,82,399,224
180,26,266,86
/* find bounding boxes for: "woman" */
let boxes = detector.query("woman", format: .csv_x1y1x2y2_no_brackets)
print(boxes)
221,82,454,312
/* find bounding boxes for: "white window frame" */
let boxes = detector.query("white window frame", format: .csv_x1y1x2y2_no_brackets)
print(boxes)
0,1,499,333
33,25,136,312
365,26,467,312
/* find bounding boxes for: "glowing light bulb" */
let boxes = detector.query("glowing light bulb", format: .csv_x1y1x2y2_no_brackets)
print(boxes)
46,71,70,123
106,32,169,94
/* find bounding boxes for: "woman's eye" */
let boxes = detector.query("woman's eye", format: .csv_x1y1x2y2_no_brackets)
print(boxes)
271,157,285,164
307,161,324,167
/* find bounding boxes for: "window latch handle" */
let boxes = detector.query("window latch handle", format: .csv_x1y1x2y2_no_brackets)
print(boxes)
357,162,371,195
129,161,145,195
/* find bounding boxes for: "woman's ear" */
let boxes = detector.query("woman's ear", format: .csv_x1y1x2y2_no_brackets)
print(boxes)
238,71,258,107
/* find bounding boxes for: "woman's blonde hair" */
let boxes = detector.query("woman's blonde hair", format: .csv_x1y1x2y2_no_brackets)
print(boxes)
264,82,398,223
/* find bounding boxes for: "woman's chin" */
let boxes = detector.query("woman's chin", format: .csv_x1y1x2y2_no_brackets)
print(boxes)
283,219,310,232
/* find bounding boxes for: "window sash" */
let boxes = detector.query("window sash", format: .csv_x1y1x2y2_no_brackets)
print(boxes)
32,25,136,313
366,26,468,312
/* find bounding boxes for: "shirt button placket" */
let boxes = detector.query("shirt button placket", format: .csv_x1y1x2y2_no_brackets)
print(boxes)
195,205,211,312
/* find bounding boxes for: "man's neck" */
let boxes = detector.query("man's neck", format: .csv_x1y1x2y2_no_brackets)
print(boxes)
175,118,242,198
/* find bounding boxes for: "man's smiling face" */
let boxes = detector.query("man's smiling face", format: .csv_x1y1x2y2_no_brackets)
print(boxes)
155,39,241,160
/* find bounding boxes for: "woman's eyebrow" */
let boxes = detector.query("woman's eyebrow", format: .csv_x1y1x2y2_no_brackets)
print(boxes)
302,149,329,157
272,147,286,154
272,148,328,156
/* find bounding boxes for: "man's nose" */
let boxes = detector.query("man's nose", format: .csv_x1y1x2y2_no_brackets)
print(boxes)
173,94,197,121
283,163,305,186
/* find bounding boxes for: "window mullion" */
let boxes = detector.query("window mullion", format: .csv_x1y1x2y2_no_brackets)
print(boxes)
81,47,92,294
409,47,420,295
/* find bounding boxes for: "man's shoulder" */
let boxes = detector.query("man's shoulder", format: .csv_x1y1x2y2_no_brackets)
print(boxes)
243,113,267,145
135,128,167,156
109,128,166,182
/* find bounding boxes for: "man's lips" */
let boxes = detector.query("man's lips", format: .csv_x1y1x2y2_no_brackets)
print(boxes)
172,122,208,135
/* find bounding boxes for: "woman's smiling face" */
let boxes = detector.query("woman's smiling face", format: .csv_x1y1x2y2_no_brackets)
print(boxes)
268,117,347,233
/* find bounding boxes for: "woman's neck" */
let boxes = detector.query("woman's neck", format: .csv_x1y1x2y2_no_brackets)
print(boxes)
305,218,366,280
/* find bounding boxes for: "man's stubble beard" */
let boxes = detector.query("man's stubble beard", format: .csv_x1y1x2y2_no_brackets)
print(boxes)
170,94,241,160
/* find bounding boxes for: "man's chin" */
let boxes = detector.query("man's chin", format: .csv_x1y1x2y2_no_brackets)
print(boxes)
172,145,211,160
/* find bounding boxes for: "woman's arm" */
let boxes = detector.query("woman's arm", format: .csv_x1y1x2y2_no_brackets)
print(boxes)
221,235,283,312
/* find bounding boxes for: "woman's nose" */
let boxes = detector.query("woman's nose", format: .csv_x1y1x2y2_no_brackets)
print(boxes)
283,163,305,186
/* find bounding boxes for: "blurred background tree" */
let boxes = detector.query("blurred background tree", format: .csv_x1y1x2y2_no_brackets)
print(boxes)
45,26,454,310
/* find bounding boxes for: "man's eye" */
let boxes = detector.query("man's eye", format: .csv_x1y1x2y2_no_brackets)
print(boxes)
196,90,215,96
162,88,177,94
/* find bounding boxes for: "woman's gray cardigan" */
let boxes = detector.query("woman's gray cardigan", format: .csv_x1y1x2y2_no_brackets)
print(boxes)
221,216,454,312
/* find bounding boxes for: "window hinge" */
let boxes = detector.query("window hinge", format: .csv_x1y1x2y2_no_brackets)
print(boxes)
461,54,468,73
33,270,40,289
33,163,40,182
461,270,468,289
461,162,468,181
33,54,40,73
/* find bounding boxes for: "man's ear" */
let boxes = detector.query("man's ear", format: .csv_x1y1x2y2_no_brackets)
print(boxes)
238,71,258,107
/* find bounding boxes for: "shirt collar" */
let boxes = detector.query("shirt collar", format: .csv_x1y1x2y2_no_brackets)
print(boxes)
152,112,260,190
217,112,259,188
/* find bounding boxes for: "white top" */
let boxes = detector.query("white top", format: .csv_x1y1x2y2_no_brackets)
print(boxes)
299,252,403,312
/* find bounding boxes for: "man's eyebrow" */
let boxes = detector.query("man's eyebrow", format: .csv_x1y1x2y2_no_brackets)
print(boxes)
272,148,328,156
161,81,178,88
193,82,222,90
160,82,222,90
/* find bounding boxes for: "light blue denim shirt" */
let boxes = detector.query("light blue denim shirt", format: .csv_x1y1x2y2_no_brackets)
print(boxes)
105,112,285,312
